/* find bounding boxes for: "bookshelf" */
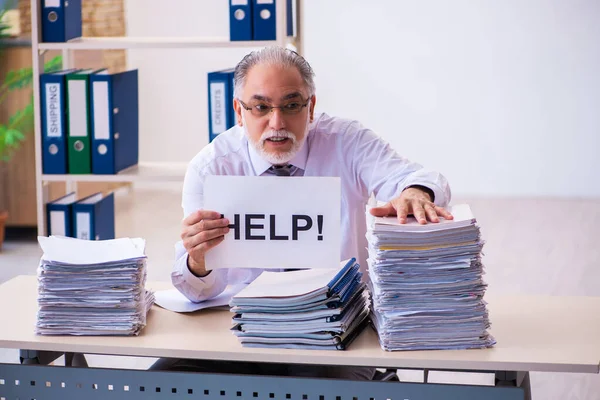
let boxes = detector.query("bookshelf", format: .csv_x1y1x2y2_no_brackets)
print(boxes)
29,0,300,235
37,36,283,50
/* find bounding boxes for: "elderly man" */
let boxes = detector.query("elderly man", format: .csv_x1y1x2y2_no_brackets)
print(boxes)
157,47,453,379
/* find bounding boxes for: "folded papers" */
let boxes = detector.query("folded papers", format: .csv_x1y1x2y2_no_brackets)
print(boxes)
36,236,154,336
230,258,369,350
366,204,495,351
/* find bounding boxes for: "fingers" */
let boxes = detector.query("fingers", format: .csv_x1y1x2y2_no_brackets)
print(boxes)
434,206,454,220
183,210,222,226
183,217,230,238
395,201,409,224
369,202,394,217
184,225,230,250
425,203,439,223
411,200,427,224
188,236,226,263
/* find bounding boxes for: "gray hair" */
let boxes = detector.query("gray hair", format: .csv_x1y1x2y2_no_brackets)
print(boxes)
233,46,316,99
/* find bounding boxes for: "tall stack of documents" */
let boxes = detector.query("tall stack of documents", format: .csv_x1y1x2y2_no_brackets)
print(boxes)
230,258,370,350
366,204,495,351
36,236,154,336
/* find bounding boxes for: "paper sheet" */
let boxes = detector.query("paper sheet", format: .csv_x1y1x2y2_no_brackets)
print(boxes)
154,284,247,313
38,236,146,265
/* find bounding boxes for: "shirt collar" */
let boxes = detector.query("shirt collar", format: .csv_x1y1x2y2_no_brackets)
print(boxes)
247,133,310,175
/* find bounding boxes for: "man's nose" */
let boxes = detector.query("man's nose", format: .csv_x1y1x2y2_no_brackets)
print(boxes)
268,108,286,131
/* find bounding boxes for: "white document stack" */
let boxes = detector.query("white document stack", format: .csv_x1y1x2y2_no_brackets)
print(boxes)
36,236,155,336
366,204,495,351
230,259,370,350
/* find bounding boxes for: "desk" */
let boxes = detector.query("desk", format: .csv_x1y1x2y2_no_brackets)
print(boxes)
1,275,599,400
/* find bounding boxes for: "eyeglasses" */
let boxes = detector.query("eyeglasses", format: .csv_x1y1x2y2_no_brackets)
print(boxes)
238,98,310,117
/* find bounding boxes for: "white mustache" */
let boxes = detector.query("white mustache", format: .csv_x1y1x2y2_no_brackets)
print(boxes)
260,130,296,143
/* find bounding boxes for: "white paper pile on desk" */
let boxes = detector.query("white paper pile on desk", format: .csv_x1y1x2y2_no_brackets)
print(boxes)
36,236,154,336
230,258,370,350
366,204,495,351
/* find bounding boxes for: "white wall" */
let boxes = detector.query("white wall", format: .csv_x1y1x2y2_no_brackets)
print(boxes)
126,0,600,197
124,0,264,164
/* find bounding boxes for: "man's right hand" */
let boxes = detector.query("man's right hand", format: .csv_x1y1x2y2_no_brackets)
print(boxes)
182,210,230,277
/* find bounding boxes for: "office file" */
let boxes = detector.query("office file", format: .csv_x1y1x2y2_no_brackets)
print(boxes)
366,203,495,351
41,0,82,43
37,236,153,336
72,192,115,241
40,69,78,174
207,68,235,143
66,69,106,174
286,0,297,37
230,259,370,350
229,0,253,41
46,192,77,237
90,69,139,174
253,0,276,40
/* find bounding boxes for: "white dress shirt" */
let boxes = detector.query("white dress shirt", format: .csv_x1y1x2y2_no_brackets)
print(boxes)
172,112,451,302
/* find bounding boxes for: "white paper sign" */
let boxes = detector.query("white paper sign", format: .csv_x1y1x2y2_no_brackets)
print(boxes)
204,176,341,270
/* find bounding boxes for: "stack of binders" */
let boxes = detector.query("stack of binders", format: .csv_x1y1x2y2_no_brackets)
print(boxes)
36,236,154,336
229,0,297,41
230,258,370,350
46,192,115,240
40,68,139,175
366,203,496,351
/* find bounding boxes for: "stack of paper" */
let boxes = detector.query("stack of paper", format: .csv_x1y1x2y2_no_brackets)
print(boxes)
366,204,495,351
36,236,154,336
230,258,370,350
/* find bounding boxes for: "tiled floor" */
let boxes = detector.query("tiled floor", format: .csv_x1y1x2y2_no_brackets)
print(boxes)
1,188,599,399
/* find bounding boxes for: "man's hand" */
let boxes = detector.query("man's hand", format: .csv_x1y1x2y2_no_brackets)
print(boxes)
182,210,230,277
369,187,454,225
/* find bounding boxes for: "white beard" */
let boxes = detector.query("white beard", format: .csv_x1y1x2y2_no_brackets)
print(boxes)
244,111,310,165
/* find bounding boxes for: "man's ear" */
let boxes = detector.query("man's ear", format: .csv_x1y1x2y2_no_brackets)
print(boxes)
233,98,243,126
309,95,317,122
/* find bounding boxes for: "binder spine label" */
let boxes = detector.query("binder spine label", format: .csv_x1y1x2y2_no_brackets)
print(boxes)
68,80,88,137
45,0,60,7
76,212,91,240
45,83,62,137
92,81,110,140
210,82,227,134
49,210,66,236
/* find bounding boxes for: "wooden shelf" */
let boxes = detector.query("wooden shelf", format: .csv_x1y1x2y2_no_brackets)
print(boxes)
38,36,280,50
41,162,187,183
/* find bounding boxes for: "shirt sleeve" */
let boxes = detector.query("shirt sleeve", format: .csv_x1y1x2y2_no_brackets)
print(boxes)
346,121,452,207
172,159,264,302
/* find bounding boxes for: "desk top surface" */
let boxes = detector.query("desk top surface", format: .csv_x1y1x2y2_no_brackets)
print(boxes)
1,276,599,374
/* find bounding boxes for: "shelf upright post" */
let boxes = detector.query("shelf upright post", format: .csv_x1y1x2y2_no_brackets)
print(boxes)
30,0,47,236
61,47,77,195
276,0,287,48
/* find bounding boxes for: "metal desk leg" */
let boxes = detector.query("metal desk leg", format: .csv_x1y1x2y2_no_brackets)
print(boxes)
19,351,88,367
496,371,531,400
20,350,62,365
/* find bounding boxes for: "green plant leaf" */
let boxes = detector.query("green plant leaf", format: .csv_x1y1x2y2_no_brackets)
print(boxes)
7,129,25,141
5,67,33,90
3,56,63,91
45,55,64,73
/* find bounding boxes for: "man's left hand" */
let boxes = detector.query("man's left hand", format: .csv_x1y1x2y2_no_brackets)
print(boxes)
369,187,454,225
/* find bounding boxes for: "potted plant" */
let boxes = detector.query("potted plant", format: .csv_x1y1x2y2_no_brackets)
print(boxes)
0,3,61,250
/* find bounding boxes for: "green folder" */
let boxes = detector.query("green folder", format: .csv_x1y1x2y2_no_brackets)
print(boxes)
66,69,106,174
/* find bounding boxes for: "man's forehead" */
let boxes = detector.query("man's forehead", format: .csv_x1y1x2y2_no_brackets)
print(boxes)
243,64,307,100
